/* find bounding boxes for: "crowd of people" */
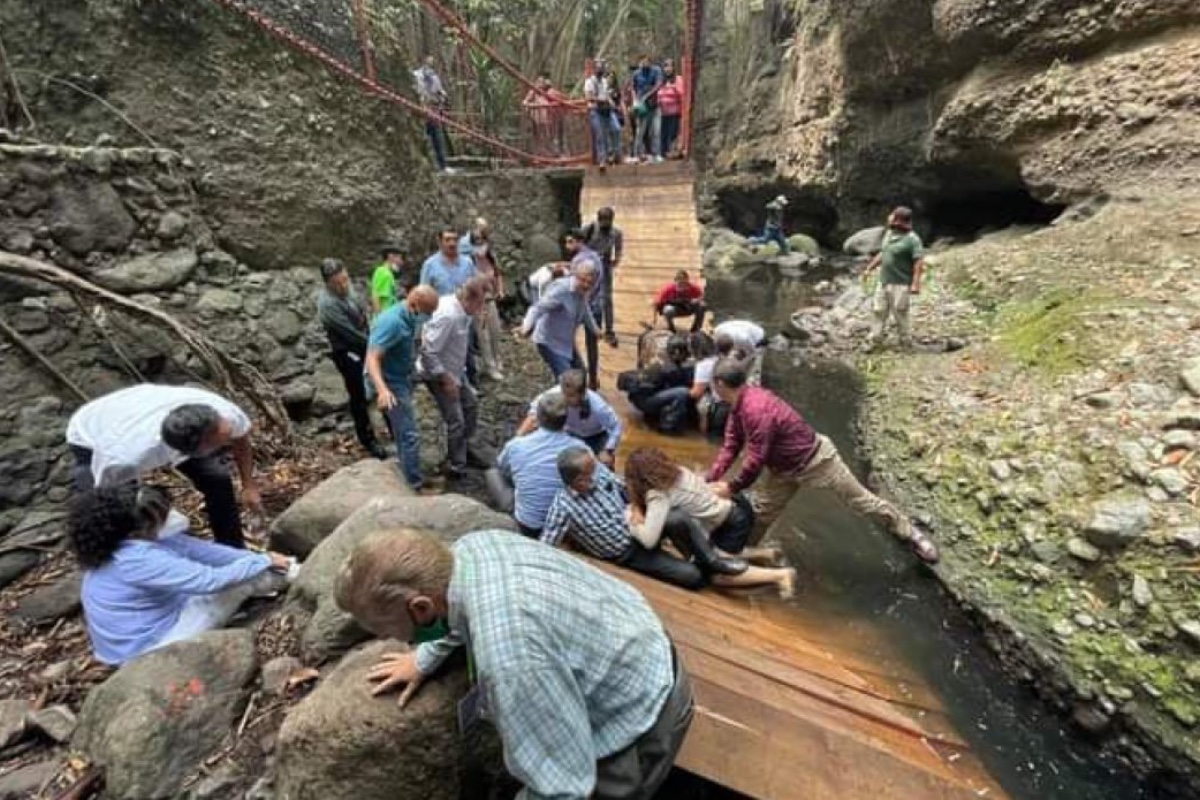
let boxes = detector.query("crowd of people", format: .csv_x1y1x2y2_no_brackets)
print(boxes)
57,174,934,797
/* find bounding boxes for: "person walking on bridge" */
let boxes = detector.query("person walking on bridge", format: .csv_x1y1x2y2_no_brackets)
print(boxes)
584,207,623,349
705,359,940,565
414,55,453,173
518,234,600,381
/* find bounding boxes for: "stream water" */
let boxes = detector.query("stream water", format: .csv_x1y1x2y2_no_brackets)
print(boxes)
698,275,1154,800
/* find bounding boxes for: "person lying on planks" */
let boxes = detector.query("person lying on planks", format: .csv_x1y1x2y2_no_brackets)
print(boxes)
651,270,707,334
705,358,940,564
539,447,800,595
66,383,263,549
70,484,295,666
337,528,694,800
486,392,575,538
624,446,789,573
517,369,623,466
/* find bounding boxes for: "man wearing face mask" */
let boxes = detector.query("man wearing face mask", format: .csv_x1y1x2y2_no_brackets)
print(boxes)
370,245,408,317
336,528,694,800
367,284,441,490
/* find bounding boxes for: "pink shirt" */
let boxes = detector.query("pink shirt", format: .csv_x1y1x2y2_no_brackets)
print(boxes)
658,77,685,116
707,387,819,492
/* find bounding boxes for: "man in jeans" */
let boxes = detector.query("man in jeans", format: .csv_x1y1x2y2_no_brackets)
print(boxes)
584,207,623,348
317,258,387,459
706,359,940,564
862,206,925,350
418,277,488,483
630,54,664,163
519,245,599,380
584,59,622,168
366,285,440,490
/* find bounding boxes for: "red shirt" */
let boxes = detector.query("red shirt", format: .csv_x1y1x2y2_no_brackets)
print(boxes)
707,387,819,492
654,281,704,307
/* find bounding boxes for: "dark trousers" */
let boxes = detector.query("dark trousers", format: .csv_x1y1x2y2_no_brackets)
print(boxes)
711,493,755,554
618,541,705,590
330,349,378,451
571,430,609,455
632,386,692,435
660,113,681,157
657,300,706,333
426,120,448,170
601,265,616,336
594,646,694,800
423,378,478,475
71,445,244,548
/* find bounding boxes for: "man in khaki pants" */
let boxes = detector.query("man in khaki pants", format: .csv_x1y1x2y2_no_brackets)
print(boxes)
705,359,939,564
863,206,925,350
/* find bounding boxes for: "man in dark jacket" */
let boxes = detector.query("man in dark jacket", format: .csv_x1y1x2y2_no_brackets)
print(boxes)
317,258,387,458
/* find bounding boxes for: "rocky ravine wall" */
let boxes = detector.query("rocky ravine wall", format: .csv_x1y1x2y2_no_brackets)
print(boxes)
0,141,567,527
696,0,1200,240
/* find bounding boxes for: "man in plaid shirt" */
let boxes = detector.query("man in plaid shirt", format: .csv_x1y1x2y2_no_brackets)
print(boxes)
335,529,694,799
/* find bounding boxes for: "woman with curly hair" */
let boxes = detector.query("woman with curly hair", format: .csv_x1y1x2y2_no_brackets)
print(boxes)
70,484,295,665
625,447,795,596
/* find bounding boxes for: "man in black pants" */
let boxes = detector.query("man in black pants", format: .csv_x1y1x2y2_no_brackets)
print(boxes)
317,259,388,459
583,207,623,348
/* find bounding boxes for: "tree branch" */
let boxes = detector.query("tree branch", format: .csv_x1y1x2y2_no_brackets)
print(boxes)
0,313,89,403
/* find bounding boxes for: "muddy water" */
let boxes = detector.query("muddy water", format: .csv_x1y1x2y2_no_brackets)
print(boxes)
703,275,1153,800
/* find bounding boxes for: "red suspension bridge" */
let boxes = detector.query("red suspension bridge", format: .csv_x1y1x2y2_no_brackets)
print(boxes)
209,0,704,168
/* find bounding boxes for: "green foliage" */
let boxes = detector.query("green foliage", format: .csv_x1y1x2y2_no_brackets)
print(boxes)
996,289,1112,378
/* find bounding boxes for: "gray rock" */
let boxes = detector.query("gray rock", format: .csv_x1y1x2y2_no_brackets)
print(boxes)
48,182,137,255
311,358,349,416
0,697,32,749
290,496,514,660
0,550,43,590
281,381,316,410
1131,575,1154,609
1074,613,1096,629
276,641,489,800
1129,382,1174,409
265,309,306,343
12,572,82,624
1052,619,1076,638
1163,430,1197,451
786,233,821,257
155,211,188,241
74,630,258,800
988,460,1012,481
1085,391,1120,409
1164,411,1200,431
196,288,243,314
0,759,58,797
1146,486,1170,503
1030,540,1061,564
1150,468,1189,497
12,308,50,334
269,460,414,557
1066,537,1102,563
1117,440,1152,481
28,705,77,743
1083,495,1151,549
1181,357,1200,397
92,249,199,293
842,226,886,256
1173,527,1200,550
1176,619,1200,648
261,656,304,696
524,232,562,265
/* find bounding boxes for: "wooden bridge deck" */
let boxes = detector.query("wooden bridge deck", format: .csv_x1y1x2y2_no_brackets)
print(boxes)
580,161,1007,799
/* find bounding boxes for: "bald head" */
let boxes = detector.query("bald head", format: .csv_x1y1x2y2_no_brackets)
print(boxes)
407,284,440,314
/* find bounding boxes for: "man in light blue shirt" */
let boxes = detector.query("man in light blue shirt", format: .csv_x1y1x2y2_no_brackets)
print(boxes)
487,392,575,536
420,227,477,297
519,237,599,379
518,370,623,466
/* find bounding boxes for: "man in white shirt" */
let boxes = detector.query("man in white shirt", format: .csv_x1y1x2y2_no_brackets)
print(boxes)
713,319,765,354
418,277,488,482
66,384,260,548
584,59,622,168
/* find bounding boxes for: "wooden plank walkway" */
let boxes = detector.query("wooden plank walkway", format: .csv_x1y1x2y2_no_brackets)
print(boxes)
579,161,1007,799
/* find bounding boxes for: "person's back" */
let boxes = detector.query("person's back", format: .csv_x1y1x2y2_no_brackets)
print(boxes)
499,427,573,529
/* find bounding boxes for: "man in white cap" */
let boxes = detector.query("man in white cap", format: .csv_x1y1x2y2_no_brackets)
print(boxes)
750,194,790,254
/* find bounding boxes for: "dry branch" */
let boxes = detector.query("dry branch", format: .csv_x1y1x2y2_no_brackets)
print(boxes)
0,250,291,439
0,313,90,403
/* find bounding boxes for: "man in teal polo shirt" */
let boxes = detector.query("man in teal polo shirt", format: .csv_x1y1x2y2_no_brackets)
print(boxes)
863,206,925,350
366,285,440,489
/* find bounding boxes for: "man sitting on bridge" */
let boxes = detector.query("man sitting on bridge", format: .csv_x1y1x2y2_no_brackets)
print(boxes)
486,392,575,537
705,359,940,565
517,369,623,466
621,334,696,435
652,270,706,333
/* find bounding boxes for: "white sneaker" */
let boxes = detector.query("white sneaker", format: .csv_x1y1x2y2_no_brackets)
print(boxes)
653,155,664,163
442,166,459,175
486,370,506,382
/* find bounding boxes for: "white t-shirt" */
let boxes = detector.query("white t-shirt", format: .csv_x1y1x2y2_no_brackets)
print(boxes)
66,384,251,486
714,320,765,352
692,355,718,401
584,75,612,104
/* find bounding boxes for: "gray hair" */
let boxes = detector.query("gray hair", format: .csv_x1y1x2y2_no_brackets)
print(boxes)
161,404,221,454
571,260,598,280
536,391,569,431
559,369,587,396
459,275,489,305
556,446,594,485
712,358,750,390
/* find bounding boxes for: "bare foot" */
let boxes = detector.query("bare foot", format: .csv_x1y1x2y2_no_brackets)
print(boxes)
741,545,785,567
778,568,798,600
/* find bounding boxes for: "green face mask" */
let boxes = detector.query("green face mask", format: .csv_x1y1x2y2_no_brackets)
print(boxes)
413,618,450,644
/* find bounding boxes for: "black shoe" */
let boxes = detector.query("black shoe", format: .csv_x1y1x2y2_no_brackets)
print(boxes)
709,556,750,576
367,443,389,460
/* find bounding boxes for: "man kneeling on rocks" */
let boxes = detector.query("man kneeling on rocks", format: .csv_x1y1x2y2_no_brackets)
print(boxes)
336,528,694,800
705,358,940,564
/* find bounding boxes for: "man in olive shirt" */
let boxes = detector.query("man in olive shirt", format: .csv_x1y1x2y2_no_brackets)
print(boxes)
370,245,408,317
863,206,925,350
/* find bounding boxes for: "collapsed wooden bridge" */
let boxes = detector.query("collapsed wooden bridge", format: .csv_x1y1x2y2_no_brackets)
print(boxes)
583,161,1006,799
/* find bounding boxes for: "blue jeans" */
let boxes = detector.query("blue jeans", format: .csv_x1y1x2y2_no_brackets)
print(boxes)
751,224,789,254
537,344,584,379
384,385,423,488
426,121,448,171
589,108,621,165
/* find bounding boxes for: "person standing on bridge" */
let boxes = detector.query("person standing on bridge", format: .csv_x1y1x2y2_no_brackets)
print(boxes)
630,54,665,163
585,59,622,170
518,232,600,382
583,206,623,349
414,55,454,174
336,527,694,800
658,58,685,158
705,359,940,564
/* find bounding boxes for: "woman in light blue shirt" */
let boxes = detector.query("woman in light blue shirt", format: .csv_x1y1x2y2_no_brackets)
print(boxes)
70,484,294,665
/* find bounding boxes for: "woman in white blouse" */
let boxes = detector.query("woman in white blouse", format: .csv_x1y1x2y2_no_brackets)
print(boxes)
625,447,795,597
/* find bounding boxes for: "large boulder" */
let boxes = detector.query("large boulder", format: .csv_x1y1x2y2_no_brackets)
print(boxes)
524,232,562,266
48,182,137,256
289,495,515,660
269,460,414,557
91,249,199,293
275,640,498,800
842,226,886,256
310,357,350,416
74,630,258,800
787,233,821,257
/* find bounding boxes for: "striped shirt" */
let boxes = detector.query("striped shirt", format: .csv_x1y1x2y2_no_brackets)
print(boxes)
497,428,576,530
527,387,623,452
541,462,633,560
416,531,673,798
